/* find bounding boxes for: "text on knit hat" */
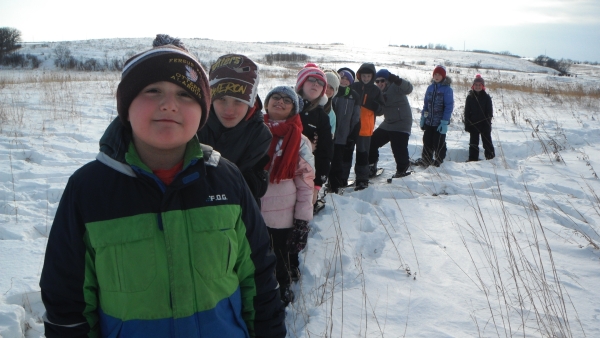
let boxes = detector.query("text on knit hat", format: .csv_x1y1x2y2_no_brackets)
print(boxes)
209,54,259,107
116,34,211,129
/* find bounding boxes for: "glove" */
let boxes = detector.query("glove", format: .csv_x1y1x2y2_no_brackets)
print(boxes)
437,120,449,134
287,219,311,254
420,114,426,130
388,74,402,85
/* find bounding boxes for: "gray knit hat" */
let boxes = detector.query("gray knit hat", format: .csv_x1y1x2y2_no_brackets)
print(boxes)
265,86,303,115
325,70,340,97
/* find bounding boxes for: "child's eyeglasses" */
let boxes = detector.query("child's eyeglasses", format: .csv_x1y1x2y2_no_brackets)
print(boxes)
270,95,294,105
307,77,325,87
375,79,386,84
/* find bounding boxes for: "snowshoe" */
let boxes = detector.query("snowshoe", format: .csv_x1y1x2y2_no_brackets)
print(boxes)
411,158,430,167
280,285,295,307
387,171,412,183
313,199,326,214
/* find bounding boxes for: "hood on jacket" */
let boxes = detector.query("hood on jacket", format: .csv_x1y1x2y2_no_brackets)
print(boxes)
356,63,377,85
431,76,453,86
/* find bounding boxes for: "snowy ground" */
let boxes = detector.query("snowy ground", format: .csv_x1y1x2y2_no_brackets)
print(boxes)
1,38,600,337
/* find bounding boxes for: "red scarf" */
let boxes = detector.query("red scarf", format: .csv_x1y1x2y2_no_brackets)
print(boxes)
264,114,303,183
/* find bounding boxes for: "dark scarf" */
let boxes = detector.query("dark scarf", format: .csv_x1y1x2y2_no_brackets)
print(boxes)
264,114,303,183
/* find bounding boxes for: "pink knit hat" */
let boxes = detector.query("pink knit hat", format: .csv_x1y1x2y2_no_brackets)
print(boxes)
296,63,327,97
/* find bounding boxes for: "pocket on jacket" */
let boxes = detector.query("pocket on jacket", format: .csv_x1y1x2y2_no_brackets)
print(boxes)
87,216,157,293
190,218,237,280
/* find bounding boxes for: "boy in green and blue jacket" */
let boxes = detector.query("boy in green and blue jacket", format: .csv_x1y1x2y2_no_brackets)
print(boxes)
39,35,286,338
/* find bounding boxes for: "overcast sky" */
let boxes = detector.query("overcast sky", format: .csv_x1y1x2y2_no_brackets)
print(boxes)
2,0,599,62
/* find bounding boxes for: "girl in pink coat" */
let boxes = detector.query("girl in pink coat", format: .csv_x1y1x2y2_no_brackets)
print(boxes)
261,86,315,306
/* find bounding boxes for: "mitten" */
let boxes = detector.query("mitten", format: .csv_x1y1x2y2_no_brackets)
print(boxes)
388,74,402,85
287,219,311,254
420,114,426,130
437,120,449,134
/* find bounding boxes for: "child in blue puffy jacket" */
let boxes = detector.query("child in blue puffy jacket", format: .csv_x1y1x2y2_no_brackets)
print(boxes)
414,65,454,167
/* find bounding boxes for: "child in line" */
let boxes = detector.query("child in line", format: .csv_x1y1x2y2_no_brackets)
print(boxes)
296,64,333,208
350,63,385,190
464,74,495,161
324,70,340,139
198,53,272,207
328,70,361,193
414,65,454,167
40,36,285,338
369,68,414,178
261,86,315,306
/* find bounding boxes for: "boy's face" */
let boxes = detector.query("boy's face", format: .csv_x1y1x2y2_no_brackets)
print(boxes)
433,73,444,83
212,96,249,128
340,76,351,87
128,81,202,153
473,83,483,92
360,73,372,84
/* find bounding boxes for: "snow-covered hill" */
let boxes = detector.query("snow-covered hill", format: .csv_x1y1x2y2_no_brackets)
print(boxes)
1,38,600,337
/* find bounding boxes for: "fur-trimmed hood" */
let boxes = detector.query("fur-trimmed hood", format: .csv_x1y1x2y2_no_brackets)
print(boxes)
431,76,452,86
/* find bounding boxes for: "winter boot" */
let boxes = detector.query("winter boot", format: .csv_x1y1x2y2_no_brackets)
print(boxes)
368,163,378,178
392,171,412,178
412,158,430,167
280,284,295,307
355,180,369,191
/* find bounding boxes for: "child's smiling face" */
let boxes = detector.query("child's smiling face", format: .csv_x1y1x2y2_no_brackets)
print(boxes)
128,81,202,154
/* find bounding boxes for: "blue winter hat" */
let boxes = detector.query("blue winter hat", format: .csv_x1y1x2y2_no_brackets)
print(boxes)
375,69,390,80
265,86,303,115
339,70,354,85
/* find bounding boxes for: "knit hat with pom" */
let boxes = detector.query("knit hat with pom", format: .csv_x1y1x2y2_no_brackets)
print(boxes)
325,70,340,97
296,63,327,97
209,54,259,107
265,86,303,115
433,65,447,80
116,34,211,129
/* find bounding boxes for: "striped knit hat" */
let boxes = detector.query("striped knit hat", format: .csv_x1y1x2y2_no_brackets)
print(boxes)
116,34,210,129
296,63,327,97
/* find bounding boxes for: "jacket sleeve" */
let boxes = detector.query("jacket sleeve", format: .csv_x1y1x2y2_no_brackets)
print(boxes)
236,170,286,338
294,137,316,222
389,79,413,96
242,154,270,205
486,94,494,119
464,95,472,124
442,87,454,121
238,125,272,174
313,112,333,187
422,85,431,113
372,88,385,116
40,176,99,338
